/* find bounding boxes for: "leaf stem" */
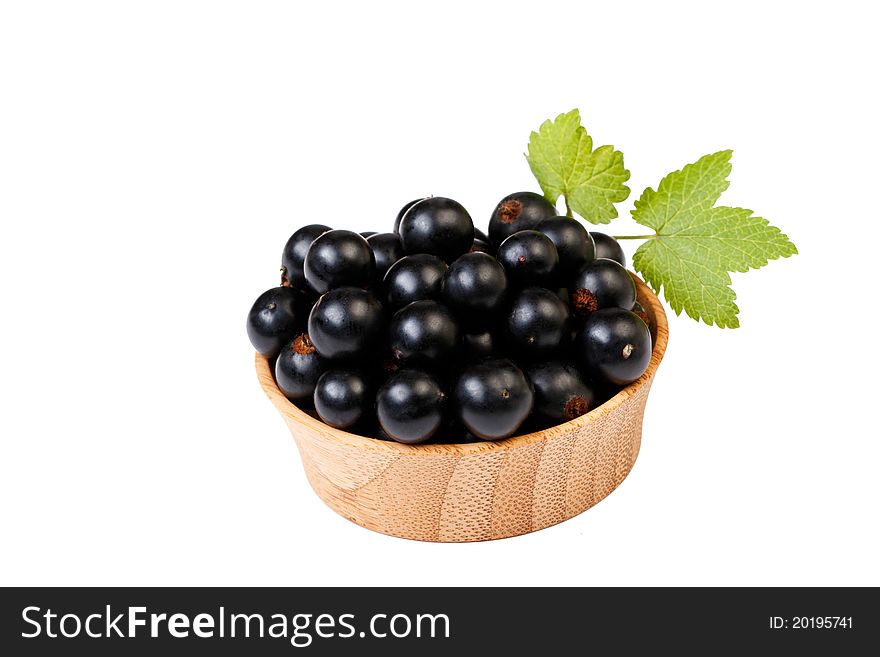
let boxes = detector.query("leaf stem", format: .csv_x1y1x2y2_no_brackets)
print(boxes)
612,234,657,240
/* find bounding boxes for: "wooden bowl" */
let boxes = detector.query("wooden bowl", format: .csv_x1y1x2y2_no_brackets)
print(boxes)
256,274,668,542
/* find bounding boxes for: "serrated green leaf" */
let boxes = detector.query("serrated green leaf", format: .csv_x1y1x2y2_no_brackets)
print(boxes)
631,149,732,232
526,109,630,224
632,151,797,328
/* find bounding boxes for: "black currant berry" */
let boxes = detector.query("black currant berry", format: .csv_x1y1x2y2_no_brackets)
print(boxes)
303,229,375,295
393,198,427,234
590,231,626,266
307,287,384,360
631,301,652,332
360,231,378,238
281,224,332,289
274,333,328,402
366,232,404,280
453,359,533,440
373,424,394,442
496,230,559,286
538,216,595,278
474,226,490,244
383,254,448,311
399,197,475,262
470,238,493,254
461,330,497,360
569,258,636,316
313,369,370,429
575,308,652,386
441,252,508,328
376,369,446,444
488,191,556,246
504,287,571,358
526,361,595,423
246,286,302,357
389,300,460,367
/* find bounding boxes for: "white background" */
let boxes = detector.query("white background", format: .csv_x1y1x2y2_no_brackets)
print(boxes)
1,1,877,587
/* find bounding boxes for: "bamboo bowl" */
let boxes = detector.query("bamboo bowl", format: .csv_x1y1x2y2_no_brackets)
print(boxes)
256,274,668,542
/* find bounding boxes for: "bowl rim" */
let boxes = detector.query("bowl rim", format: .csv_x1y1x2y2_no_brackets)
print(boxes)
256,272,668,456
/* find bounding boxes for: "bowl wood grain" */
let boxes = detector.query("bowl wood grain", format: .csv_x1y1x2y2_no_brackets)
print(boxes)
256,273,668,542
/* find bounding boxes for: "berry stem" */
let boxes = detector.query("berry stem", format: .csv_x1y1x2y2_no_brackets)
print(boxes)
612,234,657,240
564,197,573,218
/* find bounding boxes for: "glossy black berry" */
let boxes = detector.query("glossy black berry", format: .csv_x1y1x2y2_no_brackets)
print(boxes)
366,232,404,280
569,258,636,316
470,238,492,254
538,216,595,278
441,252,508,327
461,330,497,360
274,333,328,402
388,299,459,367
389,300,459,367
631,301,652,332
307,287,384,360
504,287,571,358
399,197,474,262
313,369,370,429
576,308,652,386
474,226,490,244
453,359,533,440
246,286,302,357
488,192,556,246
376,369,446,444
526,361,595,423
383,254,447,310
360,231,378,238
281,224,332,289
590,231,626,266
303,229,375,294
496,230,558,286
393,198,427,234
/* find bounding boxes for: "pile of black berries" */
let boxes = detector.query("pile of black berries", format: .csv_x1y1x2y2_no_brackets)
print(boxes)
247,193,653,444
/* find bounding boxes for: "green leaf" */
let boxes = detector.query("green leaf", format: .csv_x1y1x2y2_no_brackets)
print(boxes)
526,109,630,224
631,150,797,328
